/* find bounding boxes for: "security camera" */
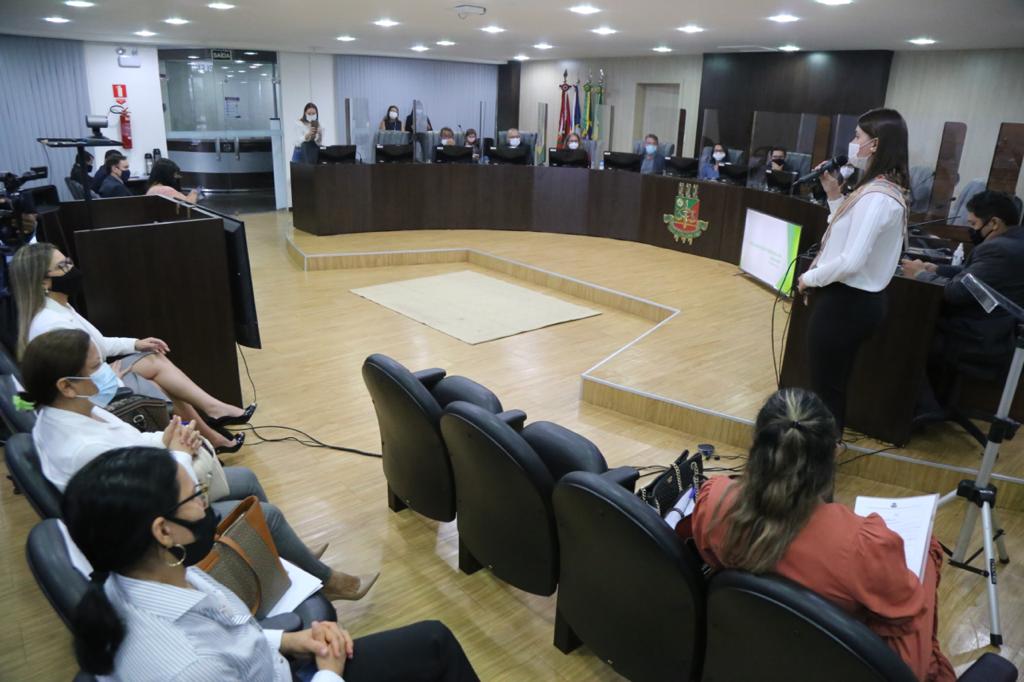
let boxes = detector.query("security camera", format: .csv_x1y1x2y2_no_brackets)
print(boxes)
86,114,109,138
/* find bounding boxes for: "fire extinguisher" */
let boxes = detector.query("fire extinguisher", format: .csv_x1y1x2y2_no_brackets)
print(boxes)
119,108,133,149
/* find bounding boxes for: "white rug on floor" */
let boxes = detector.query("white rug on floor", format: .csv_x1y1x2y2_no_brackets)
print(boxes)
350,270,601,345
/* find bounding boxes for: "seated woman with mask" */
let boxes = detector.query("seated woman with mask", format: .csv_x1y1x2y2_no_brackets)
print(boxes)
12,241,251,452
690,388,955,681
63,447,479,681
21,329,380,602
146,158,199,204
379,104,403,131
463,128,480,160
699,143,728,181
564,132,590,166
438,127,456,146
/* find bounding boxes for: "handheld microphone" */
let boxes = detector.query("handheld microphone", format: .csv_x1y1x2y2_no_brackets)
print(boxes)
796,155,848,185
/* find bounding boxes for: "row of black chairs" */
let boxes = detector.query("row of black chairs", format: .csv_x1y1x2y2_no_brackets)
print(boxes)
361,352,1017,682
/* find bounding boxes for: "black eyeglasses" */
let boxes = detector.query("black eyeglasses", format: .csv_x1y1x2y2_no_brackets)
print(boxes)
166,481,209,514
50,258,74,274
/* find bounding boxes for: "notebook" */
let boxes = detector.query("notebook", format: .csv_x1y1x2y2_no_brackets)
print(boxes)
853,494,939,580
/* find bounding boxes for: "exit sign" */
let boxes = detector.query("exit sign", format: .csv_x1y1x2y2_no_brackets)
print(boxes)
211,48,233,60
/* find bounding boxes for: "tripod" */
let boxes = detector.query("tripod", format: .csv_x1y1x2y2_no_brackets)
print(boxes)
937,276,1024,647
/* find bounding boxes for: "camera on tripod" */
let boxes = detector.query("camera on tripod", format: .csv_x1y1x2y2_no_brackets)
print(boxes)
0,166,47,247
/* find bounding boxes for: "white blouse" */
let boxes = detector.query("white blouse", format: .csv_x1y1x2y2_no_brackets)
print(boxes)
294,120,323,148
801,193,906,293
29,297,137,361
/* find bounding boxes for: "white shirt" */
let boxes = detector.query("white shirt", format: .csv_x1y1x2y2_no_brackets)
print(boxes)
98,568,343,682
29,297,137,361
32,405,193,492
294,120,323,148
801,193,906,293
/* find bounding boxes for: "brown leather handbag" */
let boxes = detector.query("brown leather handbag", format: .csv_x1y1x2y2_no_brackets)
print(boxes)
197,496,293,619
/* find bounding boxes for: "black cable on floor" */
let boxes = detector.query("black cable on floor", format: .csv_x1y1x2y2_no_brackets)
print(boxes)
235,424,383,458
838,445,898,468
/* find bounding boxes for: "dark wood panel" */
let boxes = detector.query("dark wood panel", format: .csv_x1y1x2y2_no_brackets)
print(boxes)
638,177,727,261
531,166,588,234
496,60,522,131
587,170,642,240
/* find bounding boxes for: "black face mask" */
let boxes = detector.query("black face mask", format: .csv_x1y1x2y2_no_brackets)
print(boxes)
49,266,84,296
85,164,94,174
771,157,785,165
167,507,218,566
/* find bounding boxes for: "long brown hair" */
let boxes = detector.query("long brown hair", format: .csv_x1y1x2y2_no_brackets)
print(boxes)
11,242,56,357
855,108,909,191
299,102,318,123
711,388,838,574
19,328,92,406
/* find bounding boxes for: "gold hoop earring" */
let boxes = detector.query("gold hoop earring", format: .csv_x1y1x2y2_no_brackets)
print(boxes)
166,544,187,567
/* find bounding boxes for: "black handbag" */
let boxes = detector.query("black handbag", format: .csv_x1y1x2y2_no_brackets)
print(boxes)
637,450,705,517
107,390,172,433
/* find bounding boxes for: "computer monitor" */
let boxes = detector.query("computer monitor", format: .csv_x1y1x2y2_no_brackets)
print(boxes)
488,146,529,165
718,163,749,185
548,148,589,168
739,208,803,295
663,156,699,178
603,151,642,172
434,145,475,164
765,169,798,193
376,144,414,163
319,145,357,164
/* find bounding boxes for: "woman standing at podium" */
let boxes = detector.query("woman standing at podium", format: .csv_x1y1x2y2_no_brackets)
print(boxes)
797,108,909,432
292,102,322,163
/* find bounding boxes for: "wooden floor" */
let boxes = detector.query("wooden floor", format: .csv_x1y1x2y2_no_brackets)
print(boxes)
1,213,1022,679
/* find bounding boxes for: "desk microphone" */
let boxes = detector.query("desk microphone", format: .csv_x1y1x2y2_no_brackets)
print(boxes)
795,155,848,185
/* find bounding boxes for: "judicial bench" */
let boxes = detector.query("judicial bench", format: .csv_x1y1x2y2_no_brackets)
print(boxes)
292,162,1017,446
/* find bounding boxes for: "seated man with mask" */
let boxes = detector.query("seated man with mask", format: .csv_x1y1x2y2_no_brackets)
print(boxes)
439,127,456,146
97,155,133,198
640,134,665,175
901,191,1024,408
769,147,788,172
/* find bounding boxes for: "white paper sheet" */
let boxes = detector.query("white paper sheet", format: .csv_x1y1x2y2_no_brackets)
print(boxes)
663,486,697,529
265,559,324,617
854,494,938,580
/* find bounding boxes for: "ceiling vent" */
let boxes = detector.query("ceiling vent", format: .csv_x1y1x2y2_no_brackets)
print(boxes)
454,4,487,19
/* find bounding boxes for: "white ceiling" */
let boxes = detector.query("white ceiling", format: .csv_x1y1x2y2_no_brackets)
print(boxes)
4,0,1023,64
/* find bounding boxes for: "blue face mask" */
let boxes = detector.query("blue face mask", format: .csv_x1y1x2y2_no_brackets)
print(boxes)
68,363,119,407
645,144,657,155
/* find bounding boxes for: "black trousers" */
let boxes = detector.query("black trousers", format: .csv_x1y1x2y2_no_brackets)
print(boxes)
806,283,888,432
296,620,479,682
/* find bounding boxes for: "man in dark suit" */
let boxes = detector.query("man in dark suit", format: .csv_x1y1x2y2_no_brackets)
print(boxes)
97,155,133,198
902,191,1024,407
91,150,125,194
639,134,665,175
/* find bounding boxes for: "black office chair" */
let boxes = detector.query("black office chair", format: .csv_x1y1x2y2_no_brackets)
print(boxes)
703,570,1017,682
65,177,85,200
552,470,704,681
440,401,636,596
5,433,62,519
362,353,505,521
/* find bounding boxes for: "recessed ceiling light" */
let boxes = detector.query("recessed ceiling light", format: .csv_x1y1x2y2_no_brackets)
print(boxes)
207,2,235,8
411,45,429,52
514,54,530,61
252,63,262,67
187,55,200,59
677,24,705,33
652,46,672,53
815,0,852,4
373,18,399,27
134,29,157,36
779,44,800,51
244,51,257,55
534,42,553,50
569,4,601,14
44,16,71,23
336,35,356,41
164,17,189,25
221,66,230,69
481,25,505,33
64,1,94,7
436,40,456,46
226,74,234,78
237,69,246,73
234,59,244,63
591,26,617,35
768,13,800,22
908,37,936,45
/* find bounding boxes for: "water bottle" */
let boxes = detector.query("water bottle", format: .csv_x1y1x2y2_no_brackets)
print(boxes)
599,159,605,170
144,152,153,175
952,243,965,267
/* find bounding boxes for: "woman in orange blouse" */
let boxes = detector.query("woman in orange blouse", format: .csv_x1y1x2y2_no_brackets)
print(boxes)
691,388,955,682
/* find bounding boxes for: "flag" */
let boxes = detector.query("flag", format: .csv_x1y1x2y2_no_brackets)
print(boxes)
556,70,572,147
572,81,581,134
582,78,593,139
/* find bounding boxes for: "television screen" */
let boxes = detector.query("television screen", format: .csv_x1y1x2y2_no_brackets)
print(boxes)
739,208,802,294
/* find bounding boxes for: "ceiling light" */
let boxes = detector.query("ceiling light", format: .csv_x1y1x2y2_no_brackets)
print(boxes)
768,13,800,22
187,55,200,59
226,74,234,78
44,16,71,23
908,37,936,45
221,65,230,69
569,4,601,14
411,45,429,52
336,35,356,41
652,46,672,53
534,42,553,50
677,24,705,33
481,25,505,33
134,29,157,36
436,40,456,46
244,51,257,55
252,63,262,66
815,0,852,4
373,18,399,27
234,59,244,63
164,17,189,25
237,69,246,73
778,44,800,51
513,54,530,61
207,2,235,8
591,26,617,35
64,1,95,7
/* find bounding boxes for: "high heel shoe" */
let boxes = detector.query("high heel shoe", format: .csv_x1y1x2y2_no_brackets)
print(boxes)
322,571,380,601
215,432,245,454
205,403,257,429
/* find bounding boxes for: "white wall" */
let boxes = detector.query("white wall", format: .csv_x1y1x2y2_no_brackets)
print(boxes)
518,55,704,156
82,43,167,174
886,49,1024,198
279,52,337,205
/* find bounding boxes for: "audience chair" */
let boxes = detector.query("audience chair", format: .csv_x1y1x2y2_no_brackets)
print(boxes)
362,353,505,522
440,401,636,596
5,433,62,519
551,470,705,681
703,570,1017,682
1,373,35,435
64,177,85,200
